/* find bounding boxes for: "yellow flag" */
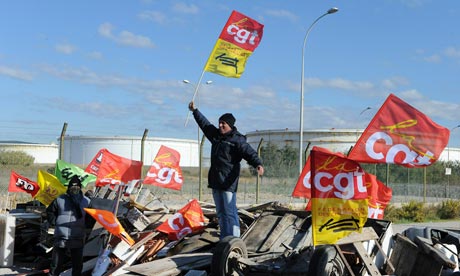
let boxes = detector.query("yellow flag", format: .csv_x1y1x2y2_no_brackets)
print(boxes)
35,170,66,206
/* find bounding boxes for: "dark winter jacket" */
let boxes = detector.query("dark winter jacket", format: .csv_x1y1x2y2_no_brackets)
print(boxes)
46,192,91,248
192,109,263,192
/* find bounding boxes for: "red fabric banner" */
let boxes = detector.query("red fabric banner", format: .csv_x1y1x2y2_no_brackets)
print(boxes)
156,199,205,240
218,10,264,52
143,145,183,190
292,147,344,199
9,170,40,196
348,93,449,168
85,149,105,176
87,148,143,186
365,173,392,219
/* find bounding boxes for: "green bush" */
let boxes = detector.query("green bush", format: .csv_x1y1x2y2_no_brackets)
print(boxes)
398,200,426,222
0,150,35,166
437,199,460,219
383,204,400,222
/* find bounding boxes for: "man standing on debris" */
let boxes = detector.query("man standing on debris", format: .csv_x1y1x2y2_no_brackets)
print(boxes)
46,175,92,276
188,101,264,239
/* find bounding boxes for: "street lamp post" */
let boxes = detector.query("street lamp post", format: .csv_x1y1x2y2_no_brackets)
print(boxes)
299,7,339,173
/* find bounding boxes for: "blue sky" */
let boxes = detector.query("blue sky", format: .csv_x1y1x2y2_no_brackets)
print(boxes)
1,0,460,147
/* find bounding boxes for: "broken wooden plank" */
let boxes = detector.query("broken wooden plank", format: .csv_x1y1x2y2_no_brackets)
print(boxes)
386,233,418,276
335,227,379,245
125,253,212,276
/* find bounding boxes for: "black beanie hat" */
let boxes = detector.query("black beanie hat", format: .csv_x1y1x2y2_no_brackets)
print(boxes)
68,175,82,188
219,113,236,128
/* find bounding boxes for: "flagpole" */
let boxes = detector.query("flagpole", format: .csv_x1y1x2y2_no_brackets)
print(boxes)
184,69,206,127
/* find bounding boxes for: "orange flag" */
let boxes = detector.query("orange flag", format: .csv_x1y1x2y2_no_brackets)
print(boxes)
9,170,40,196
84,208,135,246
34,170,67,206
348,93,449,167
143,145,183,190
86,148,143,186
156,199,205,240
204,10,264,78
310,147,368,246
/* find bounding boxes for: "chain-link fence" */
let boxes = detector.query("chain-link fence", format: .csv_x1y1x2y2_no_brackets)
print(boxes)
2,162,460,213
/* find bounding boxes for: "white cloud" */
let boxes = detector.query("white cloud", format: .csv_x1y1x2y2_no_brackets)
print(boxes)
303,77,375,92
381,77,409,90
98,23,155,48
87,51,103,60
138,10,167,24
423,54,441,63
172,2,199,14
264,9,298,22
444,47,460,58
55,43,76,54
0,65,33,81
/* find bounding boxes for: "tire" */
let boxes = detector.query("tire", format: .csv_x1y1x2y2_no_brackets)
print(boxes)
211,236,248,276
308,245,347,276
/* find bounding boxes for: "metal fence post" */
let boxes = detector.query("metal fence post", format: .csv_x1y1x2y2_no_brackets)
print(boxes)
199,134,205,201
59,122,68,161
256,138,264,204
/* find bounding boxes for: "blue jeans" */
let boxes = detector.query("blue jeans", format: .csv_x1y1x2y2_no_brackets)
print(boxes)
212,189,240,239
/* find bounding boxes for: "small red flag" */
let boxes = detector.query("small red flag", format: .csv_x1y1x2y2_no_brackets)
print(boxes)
9,170,40,196
143,145,183,190
365,173,392,219
87,148,142,186
156,199,205,240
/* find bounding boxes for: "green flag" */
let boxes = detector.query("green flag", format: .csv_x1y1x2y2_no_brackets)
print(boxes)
55,159,96,188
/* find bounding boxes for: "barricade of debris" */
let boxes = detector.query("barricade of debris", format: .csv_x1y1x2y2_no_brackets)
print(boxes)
5,185,460,276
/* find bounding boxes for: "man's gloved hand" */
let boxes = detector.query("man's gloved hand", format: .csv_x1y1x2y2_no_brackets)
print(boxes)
188,101,196,111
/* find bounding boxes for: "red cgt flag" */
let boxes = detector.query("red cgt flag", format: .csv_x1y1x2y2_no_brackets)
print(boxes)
85,148,105,176
292,147,346,200
365,173,392,219
348,93,449,168
86,148,143,186
143,145,183,190
9,170,40,196
156,199,205,241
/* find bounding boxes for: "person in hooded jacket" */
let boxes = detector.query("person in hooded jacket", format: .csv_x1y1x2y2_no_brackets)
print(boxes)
46,175,92,276
188,101,264,239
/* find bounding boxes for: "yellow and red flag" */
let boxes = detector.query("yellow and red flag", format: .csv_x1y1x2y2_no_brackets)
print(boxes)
9,170,40,196
34,170,67,206
310,147,368,246
348,93,449,167
84,208,135,246
143,145,183,190
86,148,143,186
292,150,393,218
204,10,264,78
156,199,205,240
